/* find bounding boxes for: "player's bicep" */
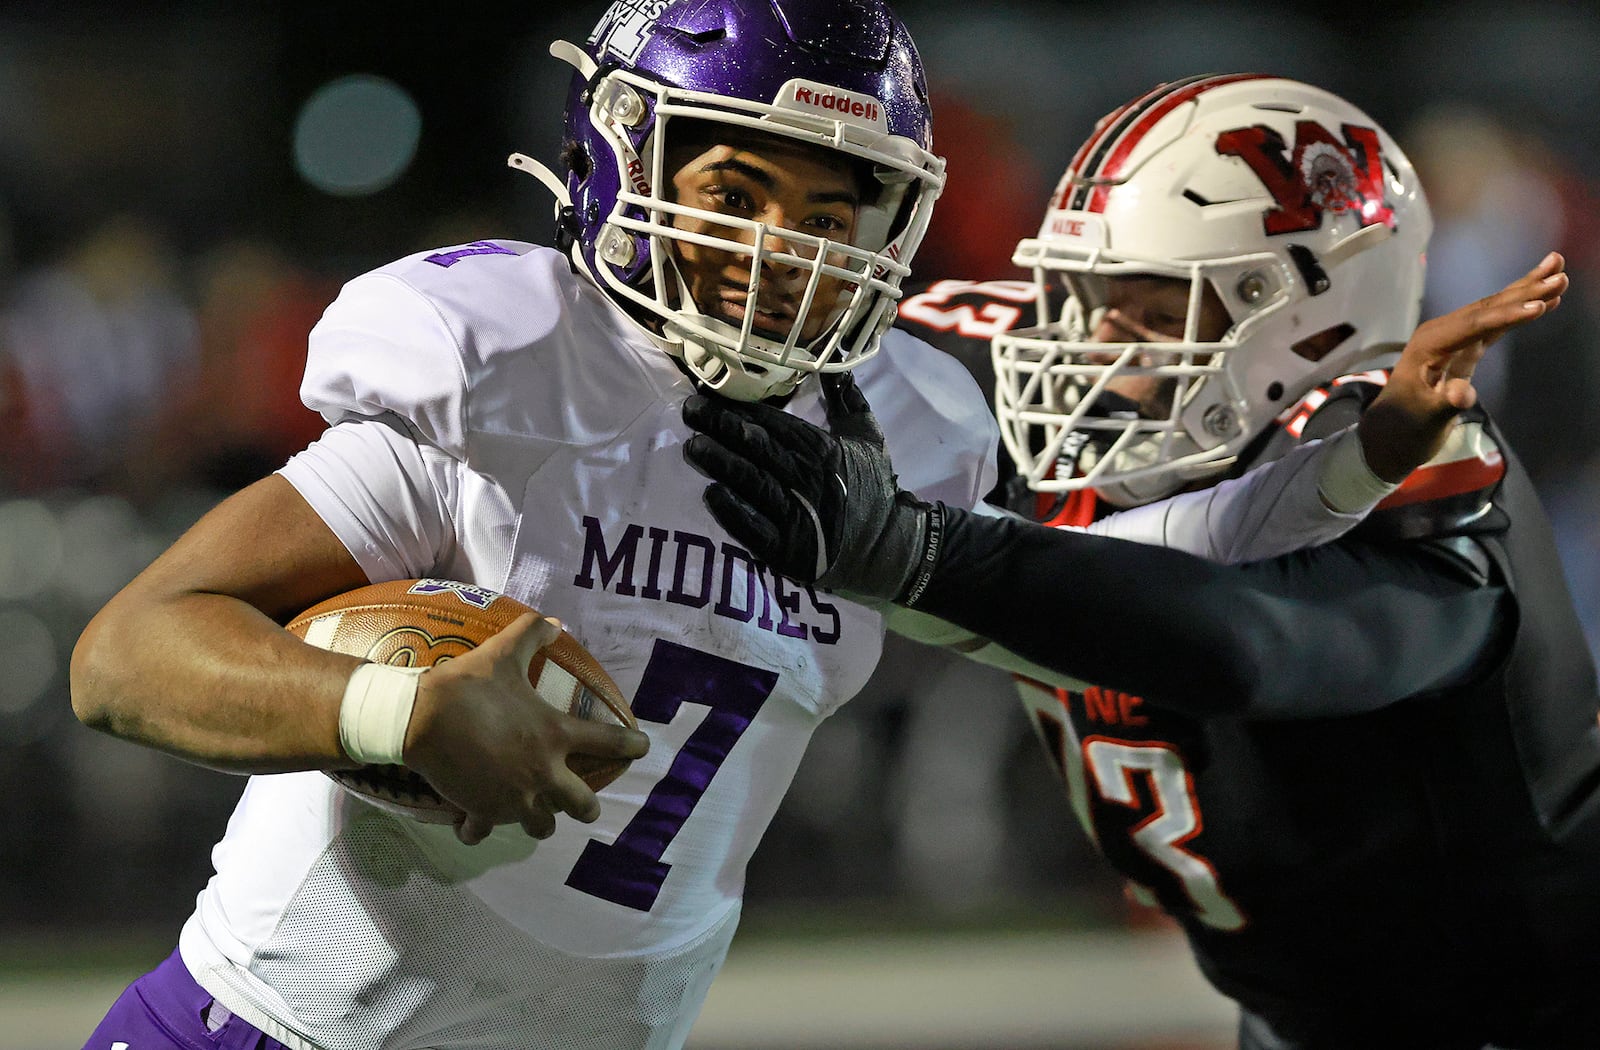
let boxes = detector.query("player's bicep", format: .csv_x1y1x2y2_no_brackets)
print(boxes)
114,473,371,625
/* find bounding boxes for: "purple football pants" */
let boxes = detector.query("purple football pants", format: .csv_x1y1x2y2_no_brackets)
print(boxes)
82,949,294,1050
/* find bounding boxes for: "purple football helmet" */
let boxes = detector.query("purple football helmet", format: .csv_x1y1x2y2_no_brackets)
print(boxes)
510,0,946,401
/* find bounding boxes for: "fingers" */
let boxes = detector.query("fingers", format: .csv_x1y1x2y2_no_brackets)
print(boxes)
453,721,643,844
521,808,558,840
425,611,642,845
502,612,564,676
1461,250,1567,342
683,394,828,473
454,812,495,846
1526,249,1567,286
820,372,885,445
684,433,793,515
457,797,557,845
820,372,857,418
704,483,784,558
1399,251,1570,385
541,766,603,825
566,719,651,763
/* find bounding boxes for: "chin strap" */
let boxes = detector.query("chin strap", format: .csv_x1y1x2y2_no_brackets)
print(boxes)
507,152,572,209
548,39,598,80
507,151,588,270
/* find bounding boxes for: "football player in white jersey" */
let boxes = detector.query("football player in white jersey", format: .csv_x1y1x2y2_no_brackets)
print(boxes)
68,8,1493,1049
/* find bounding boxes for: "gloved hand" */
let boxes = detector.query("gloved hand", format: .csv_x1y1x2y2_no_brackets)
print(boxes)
681,373,942,603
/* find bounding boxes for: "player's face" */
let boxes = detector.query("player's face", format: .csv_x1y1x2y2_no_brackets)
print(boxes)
1090,275,1231,418
666,130,862,343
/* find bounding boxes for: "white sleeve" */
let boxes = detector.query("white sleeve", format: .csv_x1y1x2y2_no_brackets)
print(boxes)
276,418,457,583
1082,425,1390,564
300,272,470,457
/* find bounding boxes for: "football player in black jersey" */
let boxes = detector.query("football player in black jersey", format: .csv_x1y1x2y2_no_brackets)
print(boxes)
682,75,1600,1049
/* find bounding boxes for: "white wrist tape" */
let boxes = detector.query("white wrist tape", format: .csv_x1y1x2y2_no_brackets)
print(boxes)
1316,426,1402,514
339,663,426,766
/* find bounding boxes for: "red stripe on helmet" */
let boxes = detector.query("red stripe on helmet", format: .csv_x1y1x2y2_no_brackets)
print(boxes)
1084,73,1274,213
1064,76,1214,211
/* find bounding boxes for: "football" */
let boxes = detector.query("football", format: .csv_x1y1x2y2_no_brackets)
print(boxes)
285,578,636,824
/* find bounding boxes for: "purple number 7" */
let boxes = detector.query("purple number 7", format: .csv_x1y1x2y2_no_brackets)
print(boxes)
565,639,778,911
423,241,518,267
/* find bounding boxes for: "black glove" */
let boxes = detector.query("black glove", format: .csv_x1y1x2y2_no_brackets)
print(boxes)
681,373,943,603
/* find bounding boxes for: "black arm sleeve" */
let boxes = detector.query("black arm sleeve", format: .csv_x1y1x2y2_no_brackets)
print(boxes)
912,505,1513,719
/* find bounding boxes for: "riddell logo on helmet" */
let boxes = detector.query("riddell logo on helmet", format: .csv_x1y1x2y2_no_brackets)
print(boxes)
625,157,651,196
775,80,889,131
792,86,880,122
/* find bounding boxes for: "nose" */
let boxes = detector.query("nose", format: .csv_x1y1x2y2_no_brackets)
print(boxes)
1087,311,1127,364
1090,309,1163,366
760,209,822,271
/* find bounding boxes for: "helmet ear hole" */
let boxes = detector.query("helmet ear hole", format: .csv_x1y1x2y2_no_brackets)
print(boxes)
560,140,592,182
1290,323,1356,363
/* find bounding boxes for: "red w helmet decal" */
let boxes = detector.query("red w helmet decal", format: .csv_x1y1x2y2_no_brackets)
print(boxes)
1215,121,1396,235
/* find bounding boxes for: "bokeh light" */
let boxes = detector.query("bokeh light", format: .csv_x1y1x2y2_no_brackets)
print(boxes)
292,74,421,197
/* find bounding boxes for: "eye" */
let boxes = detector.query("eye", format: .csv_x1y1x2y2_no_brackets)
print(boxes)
1142,309,1187,336
705,185,755,213
807,214,849,235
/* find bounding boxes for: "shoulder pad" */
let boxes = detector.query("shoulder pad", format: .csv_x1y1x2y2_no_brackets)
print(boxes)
1362,410,1509,541
1242,369,1387,466
1238,368,1507,542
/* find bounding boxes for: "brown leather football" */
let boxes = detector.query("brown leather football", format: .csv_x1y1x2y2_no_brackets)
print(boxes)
285,578,636,823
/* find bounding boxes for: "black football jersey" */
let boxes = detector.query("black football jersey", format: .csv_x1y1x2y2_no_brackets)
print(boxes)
896,284,1600,1044
1019,379,1600,1045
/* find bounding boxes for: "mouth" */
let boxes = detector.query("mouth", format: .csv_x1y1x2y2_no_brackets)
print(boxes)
717,289,797,339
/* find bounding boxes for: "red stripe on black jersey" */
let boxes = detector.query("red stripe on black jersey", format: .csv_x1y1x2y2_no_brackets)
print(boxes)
1376,450,1507,510
1068,74,1273,213
1039,487,1100,528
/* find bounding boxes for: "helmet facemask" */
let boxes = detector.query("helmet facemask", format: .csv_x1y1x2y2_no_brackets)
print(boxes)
511,6,945,403
623,105,932,402
995,245,1290,505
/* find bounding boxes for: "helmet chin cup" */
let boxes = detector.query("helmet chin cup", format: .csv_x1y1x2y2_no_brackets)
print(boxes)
663,312,808,402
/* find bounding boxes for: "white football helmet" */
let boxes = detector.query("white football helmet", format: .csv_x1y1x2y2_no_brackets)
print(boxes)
991,74,1432,505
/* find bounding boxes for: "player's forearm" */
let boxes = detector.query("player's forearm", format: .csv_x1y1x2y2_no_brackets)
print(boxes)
910,505,1509,718
71,589,363,774
1085,428,1388,564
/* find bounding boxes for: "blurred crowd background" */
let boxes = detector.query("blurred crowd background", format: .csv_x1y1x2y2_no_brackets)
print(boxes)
3,0,1598,948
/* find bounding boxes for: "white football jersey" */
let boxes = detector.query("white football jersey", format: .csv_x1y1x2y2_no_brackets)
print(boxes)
178,241,998,1050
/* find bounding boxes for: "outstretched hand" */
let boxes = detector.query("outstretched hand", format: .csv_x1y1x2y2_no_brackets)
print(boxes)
1359,251,1567,482
682,373,935,602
